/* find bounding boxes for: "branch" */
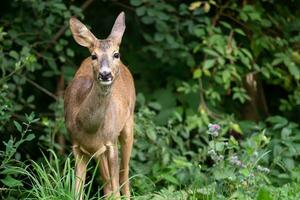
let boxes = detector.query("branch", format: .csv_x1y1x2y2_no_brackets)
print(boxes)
198,77,220,119
212,1,229,27
227,30,235,64
25,78,58,101
0,67,24,84
221,13,248,29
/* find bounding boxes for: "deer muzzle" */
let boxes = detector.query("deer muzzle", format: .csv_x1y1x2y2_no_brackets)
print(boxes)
98,71,113,85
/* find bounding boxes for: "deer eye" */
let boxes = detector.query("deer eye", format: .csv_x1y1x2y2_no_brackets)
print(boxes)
91,54,97,60
113,52,120,59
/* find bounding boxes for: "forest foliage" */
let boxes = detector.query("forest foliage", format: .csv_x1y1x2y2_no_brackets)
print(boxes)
1,0,300,199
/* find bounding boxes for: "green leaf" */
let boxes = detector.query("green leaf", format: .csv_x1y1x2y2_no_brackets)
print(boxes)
219,21,232,29
136,93,145,106
157,12,169,20
287,62,300,80
130,0,143,6
232,87,250,103
9,50,19,59
257,187,273,200
222,70,231,83
62,66,76,80
203,59,216,70
267,116,288,129
148,102,162,110
1,168,18,175
59,56,66,63
1,176,23,187
261,66,270,79
213,168,234,180
52,2,67,10
146,127,156,141
189,1,202,11
154,33,164,42
230,123,243,134
239,168,250,177
193,69,202,79
25,134,35,141
162,153,170,165
66,48,74,57
234,28,246,36
42,71,55,77
27,95,34,103
141,16,154,24
283,158,295,170
136,6,146,16
162,174,179,185
281,127,292,138
13,121,22,133
194,28,205,37
173,158,192,168
229,136,239,147
203,48,219,57
215,142,224,151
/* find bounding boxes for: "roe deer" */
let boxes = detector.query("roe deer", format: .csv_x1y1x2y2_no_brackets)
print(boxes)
64,12,135,199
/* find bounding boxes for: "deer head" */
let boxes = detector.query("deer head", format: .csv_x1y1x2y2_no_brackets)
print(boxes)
69,12,126,88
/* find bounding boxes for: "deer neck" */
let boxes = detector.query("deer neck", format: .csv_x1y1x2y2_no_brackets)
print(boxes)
76,82,112,133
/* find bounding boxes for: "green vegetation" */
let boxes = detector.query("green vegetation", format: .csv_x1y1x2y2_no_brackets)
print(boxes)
1,0,300,199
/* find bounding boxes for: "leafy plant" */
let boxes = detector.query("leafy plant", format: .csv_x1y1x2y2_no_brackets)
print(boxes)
0,112,38,197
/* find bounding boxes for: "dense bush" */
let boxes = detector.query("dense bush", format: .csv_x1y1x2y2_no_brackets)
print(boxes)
1,0,300,199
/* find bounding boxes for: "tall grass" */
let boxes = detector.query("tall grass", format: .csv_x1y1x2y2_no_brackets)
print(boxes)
3,149,300,200
11,150,102,200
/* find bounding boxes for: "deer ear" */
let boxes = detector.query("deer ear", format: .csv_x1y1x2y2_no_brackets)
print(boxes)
69,17,97,48
108,12,126,45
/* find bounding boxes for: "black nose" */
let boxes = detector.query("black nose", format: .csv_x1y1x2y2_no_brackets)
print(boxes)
98,71,112,81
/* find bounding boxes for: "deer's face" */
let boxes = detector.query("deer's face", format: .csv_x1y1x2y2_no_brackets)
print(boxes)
90,39,121,85
69,12,126,86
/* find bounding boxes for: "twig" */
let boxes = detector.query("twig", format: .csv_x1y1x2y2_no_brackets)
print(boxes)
30,40,52,48
221,13,248,29
212,1,229,27
227,30,234,64
25,78,58,101
0,67,23,84
198,77,220,119
196,2,229,119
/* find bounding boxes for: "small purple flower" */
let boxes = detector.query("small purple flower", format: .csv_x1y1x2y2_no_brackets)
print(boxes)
208,149,224,162
208,149,217,157
208,123,221,137
256,165,270,173
218,155,224,161
229,155,245,168
208,123,221,132
229,155,239,165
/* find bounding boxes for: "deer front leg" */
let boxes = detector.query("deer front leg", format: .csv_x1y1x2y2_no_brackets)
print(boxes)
97,153,112,196
119,117,134,198
73,145,89,200
107,144,120,198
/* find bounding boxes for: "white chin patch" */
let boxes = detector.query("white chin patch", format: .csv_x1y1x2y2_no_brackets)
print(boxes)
99,80,112,85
